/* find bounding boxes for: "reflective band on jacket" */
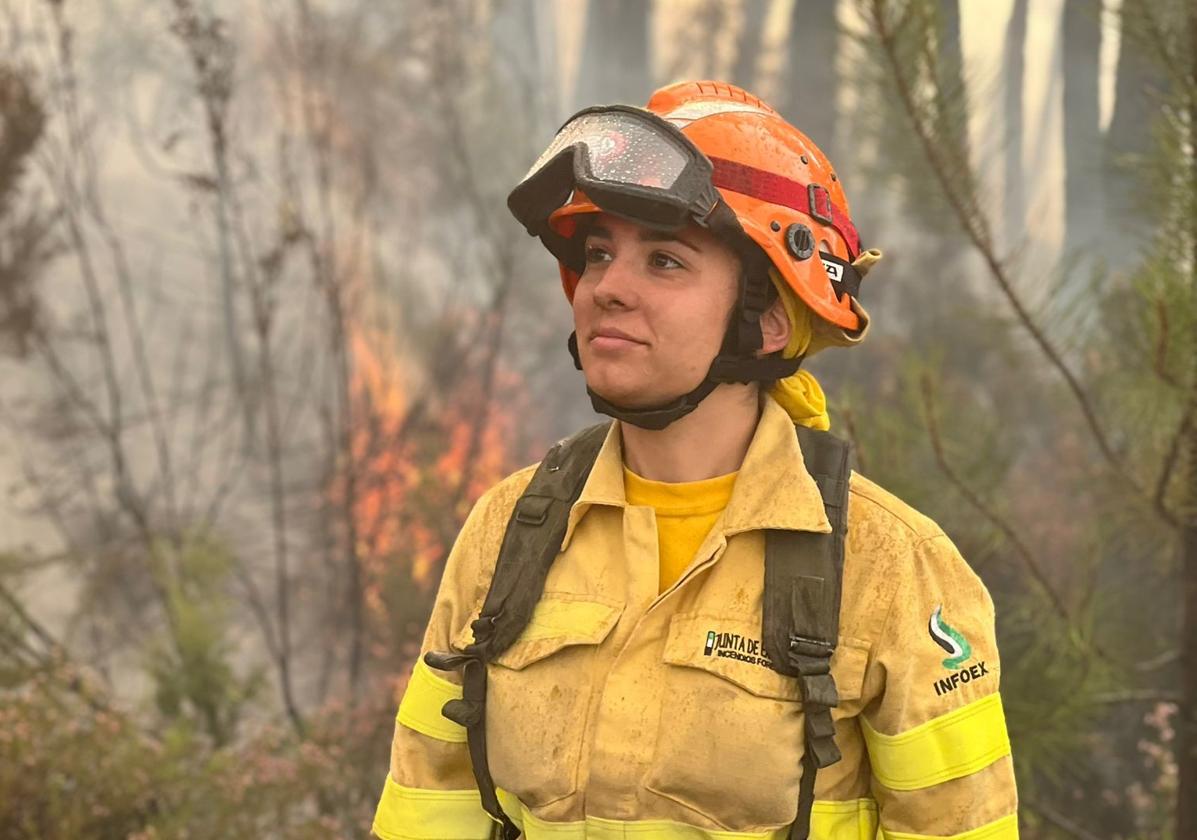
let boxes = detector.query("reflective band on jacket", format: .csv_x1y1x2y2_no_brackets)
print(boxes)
396,657,467,743
497,789,879,839
372,775,492,840
862,693,1011,791
881,813,1019,840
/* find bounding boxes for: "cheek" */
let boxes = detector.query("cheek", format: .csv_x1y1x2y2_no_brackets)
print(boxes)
658,291,734,365
571,288,592,329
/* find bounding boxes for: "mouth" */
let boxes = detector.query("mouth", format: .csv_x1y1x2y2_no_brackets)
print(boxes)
591,327,646,343
590,336,643,352
589,329,648,352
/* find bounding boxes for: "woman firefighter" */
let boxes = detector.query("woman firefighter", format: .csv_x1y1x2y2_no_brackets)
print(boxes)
371,81,1018,840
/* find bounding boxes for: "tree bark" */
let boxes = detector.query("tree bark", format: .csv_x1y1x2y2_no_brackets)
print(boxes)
1061,0,1103,256
1181,511,1197,834
777,0,839,156
730,0,768,91
1104,1,1162,270
573,0,650,109
1176,5,1197,833
1002,0,1026,249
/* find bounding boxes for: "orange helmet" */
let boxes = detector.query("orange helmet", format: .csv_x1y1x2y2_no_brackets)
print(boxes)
506,79,869,429
542,80,865,332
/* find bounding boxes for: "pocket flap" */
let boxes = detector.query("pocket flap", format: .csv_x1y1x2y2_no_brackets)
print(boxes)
664,613,870,703
453,593,623,671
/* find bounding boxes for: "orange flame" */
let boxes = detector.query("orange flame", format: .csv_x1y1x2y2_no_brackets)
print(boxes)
341,314,530,619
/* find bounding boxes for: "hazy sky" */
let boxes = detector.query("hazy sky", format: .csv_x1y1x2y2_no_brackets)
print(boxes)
0,0,1132,550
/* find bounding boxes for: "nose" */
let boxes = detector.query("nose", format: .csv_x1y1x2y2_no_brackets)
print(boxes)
591,253,642,310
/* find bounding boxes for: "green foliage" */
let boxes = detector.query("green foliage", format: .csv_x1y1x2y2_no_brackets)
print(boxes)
845,0,985,240
1000,597,1111,784
0,668,392,840
843,0,1194,833
144,535,264,746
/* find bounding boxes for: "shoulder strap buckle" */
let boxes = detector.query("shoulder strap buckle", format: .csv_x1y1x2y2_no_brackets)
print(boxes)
424,422,610,840
788,634,834,659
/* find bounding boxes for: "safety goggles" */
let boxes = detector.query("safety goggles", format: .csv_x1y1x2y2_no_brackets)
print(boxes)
507,105,725,234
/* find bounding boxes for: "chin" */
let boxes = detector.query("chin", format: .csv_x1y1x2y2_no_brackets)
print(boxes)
585,368,693,409
583,370,660,408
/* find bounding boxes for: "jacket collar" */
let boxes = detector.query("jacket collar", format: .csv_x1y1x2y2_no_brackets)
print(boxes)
560,393,831,551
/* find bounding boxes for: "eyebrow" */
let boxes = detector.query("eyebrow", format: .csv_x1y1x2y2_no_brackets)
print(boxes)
586,223,701,254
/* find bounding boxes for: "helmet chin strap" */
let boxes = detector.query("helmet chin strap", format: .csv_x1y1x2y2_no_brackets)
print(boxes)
567,271,803,431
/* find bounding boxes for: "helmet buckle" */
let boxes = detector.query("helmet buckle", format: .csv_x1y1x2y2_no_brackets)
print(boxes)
807,183,834,226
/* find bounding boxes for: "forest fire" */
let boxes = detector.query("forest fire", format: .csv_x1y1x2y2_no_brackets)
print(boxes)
342,320,525,601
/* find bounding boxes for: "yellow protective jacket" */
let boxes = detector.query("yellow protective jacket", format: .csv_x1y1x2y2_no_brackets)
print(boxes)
373,394,1018,839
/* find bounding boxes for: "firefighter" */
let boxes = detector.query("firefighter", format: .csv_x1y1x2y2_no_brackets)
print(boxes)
372,80,1018,840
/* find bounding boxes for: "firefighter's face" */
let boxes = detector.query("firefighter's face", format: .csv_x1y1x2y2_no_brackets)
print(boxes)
571,213,741,409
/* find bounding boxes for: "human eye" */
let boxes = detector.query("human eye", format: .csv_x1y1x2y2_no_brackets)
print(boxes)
649,251,684,270
584,243,612,264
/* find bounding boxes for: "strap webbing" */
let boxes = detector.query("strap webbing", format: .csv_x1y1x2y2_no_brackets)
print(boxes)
427,421,850,839
474,423,610,655
710,157,861,259
424,422,610,838
763,425,852,840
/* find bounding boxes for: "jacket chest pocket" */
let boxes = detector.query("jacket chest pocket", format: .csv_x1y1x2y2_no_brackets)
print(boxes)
644,612,869,831
453,593,623,808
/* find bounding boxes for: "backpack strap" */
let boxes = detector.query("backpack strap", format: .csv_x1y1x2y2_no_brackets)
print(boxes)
426,419,848,838
424,421,611,839
762,424,852,840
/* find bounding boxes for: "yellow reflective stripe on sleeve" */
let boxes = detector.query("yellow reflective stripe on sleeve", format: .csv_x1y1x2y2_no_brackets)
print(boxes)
396,657,467,742
496,789,878,839
371,774,492,840
863,692,1011,791
811,798,879,840
881,812,1019,840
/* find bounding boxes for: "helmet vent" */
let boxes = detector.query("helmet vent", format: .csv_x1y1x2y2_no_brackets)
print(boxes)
786,224,815,261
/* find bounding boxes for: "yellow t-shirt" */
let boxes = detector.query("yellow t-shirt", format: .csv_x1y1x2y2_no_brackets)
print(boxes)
623,465,738,594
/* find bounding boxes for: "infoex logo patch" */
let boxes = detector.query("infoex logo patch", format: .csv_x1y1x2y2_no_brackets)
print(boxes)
928,605,972,670
928,605,992,697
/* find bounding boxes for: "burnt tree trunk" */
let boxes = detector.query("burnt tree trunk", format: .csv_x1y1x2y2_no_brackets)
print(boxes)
1002,0,1026,250
1061,0,1103,255
573,0,650,109
1104,1,1161,271
730,0,769,91
1176,5,1197,833
777,0,839,156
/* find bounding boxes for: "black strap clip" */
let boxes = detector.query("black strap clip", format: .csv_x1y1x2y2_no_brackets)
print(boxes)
470,611,504,645
424,649,472,672
807,183,834,225
788,634,834,662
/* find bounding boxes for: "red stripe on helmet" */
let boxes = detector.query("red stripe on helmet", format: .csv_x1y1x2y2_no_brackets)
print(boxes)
709,157,861,259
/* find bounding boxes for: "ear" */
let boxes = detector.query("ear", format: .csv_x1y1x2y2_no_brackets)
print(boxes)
757,296,791,357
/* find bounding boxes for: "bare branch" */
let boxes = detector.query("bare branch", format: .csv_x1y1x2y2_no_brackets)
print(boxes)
1022,798,1106,840
867,0,1148,507
0,579,123,719
1153,391,1195,526
1153,296,1183,389
1129,0,1192,94
1087,688,1182,705
1135,648,1180,672
918,374,1077,630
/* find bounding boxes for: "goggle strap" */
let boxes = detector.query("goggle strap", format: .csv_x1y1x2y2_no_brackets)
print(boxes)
709,157,861,259
541,227,585,274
